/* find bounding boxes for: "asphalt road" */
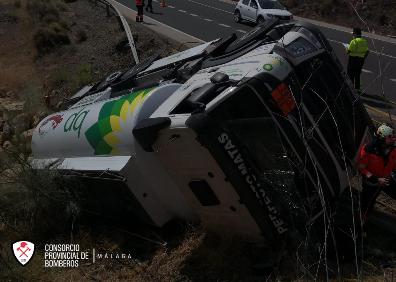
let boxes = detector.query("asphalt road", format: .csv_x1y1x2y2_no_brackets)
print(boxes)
117,0,396,102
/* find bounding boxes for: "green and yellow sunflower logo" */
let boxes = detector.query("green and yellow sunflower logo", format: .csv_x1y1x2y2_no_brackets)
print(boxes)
85,88,154,155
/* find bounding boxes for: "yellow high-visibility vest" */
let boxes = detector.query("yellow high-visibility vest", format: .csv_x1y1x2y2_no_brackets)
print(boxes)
348,37,369,58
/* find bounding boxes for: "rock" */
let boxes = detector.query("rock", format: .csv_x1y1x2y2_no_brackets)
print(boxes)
2,121,13,141
0,132,4,146
3,141,13,150
6,91,15,98
0,87,7,98
22,129,34,143
12,113,32,134
0,99,25,120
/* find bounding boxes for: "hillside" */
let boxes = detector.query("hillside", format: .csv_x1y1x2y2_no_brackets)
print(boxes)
282,0,396,36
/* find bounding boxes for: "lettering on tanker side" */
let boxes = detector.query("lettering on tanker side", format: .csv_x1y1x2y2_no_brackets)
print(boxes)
84,88,155,155
64,108,90,138
218,133,229,144
217,131,288,235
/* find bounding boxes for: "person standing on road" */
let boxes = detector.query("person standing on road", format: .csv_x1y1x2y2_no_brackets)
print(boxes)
135,0,144,22
347,27,369,92
357,123,396,220
146,0,153,13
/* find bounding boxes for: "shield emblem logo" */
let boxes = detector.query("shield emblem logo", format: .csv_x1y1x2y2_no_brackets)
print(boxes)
12,241,35,266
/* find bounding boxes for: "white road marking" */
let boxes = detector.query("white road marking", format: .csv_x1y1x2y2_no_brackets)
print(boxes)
203,18,213,22
178,9,187,13
237,29,247,33
328,39,396,59
190,13,199,17
362,69,373,73
187,0,233,14
390,78,396,83
168,5,175,8
219,23,231,28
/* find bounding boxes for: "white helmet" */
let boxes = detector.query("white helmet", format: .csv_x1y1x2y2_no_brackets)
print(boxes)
376,124,394,139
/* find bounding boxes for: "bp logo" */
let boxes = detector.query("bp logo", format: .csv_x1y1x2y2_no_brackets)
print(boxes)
12,241,35,266
85,88,154,155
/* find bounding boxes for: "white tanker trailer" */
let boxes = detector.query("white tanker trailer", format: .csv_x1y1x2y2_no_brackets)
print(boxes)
32,20,373,244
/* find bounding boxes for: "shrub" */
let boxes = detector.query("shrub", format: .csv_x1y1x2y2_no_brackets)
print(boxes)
0,150,82,242
75,29,88,43
34,24,70,56
50,68,69,87
76,64,93,87
26,0,60,23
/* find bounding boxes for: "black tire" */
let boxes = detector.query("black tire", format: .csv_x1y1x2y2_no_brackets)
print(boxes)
234,10,241,23
257,16,265,25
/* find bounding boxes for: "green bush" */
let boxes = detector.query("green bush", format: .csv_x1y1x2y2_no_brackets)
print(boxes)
75,29,88,43
50,68,69,87
76,64,93,87
34,24,70,56
26,0,60,23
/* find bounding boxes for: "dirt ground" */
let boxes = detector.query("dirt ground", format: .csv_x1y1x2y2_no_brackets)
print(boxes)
1,0,396,281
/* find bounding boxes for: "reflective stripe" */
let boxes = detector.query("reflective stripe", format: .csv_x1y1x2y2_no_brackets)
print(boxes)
348,37,369,58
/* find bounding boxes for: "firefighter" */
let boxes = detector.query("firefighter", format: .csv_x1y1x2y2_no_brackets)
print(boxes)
347,27,369,92
358,123,396,219
135,0,144,22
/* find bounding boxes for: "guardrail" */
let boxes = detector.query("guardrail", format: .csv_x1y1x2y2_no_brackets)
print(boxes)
88,0,140,63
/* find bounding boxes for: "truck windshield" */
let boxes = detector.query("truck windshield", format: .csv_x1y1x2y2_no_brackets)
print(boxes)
209,85,292,180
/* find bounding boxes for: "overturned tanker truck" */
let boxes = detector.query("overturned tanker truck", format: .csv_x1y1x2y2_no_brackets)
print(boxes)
32,19,373,246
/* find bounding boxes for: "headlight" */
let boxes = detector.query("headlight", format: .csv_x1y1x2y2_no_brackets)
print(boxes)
267,14,274,18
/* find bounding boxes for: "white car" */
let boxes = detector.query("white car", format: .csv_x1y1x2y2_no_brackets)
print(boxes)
234,0,292,24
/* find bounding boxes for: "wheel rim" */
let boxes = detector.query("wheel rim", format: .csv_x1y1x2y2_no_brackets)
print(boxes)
234,12,240,22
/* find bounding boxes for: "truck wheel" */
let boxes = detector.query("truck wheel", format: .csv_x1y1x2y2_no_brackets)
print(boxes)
234,10,241,23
